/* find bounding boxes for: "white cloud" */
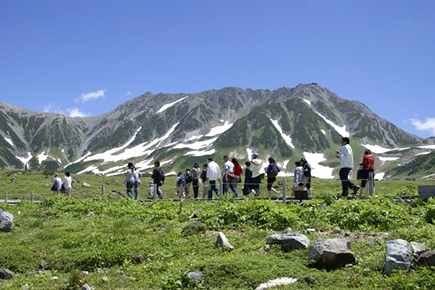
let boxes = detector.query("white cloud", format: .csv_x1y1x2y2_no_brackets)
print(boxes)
411,118,435,136
76,89,106,103
66,107,91,117
43,102,59,113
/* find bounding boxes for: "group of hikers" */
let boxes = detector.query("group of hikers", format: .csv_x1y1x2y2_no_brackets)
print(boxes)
52,137,376,200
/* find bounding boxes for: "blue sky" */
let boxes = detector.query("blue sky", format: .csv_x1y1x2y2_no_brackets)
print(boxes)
1,0,434,138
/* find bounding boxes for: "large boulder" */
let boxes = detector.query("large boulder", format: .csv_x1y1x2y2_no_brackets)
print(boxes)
0,209,13,232
384,239,412,275
267,233,310,252
417,250,435,267
308,238,355,269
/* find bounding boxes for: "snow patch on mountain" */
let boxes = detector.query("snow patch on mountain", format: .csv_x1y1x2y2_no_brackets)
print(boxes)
4,137,13,146
270,118,295,148
16,152,32,165
314,111,348,137
37,151,49,164
362,144,409,154
303,152,334,179
157,96,187,114
379,156,400,164
206,121,233,137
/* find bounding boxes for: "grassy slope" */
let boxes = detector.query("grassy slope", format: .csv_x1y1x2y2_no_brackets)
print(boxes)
1,170,435,289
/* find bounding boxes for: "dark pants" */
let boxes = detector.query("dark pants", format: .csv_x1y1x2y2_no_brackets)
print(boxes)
339,168,358,196
208,180,220,199
192,179,199,198
361,169,375,188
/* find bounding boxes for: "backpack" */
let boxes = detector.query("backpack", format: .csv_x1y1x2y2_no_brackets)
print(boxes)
267,165,279,178
157,168,165,181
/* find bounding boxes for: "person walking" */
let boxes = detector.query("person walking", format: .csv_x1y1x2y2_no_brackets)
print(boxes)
176,172,187,198
232,158,243,190
300,158,312,195
62,172,72,197
52,174,62,195
151,160,164,198
292,161,303,197
243,161,252,196
358,149,375,196
266,157,280,198
335,137,359,197
184,169,192,198
124,162,136,198
206,157,221,199
191,162,201,199
222,155,239,198
133,166,142,200
250,153,265,197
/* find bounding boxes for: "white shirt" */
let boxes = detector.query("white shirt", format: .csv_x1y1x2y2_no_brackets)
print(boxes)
62,176,72,189
224,160,235,173
338,144,354,168
206,161,221,180
251,158,265,178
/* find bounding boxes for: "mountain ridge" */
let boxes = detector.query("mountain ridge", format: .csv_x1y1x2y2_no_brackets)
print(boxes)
0,84,433,179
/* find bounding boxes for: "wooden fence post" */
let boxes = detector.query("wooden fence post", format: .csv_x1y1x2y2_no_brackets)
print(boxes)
282,178,287,205
82,193,85,199
101,185,104,195
368,172,374,196
5,192,7,203
31,192,34,203
164,188,167,200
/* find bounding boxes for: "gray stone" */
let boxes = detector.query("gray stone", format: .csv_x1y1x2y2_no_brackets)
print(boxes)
82,182,90,187
188,271,203,282
255,277,297,290
384,239,412,275
11,177,18,183
215,232,235,250
410,242,429,256
82,284,91,290
417,250,435,267
259,245,270,253
0,209,13,232
21,284,30,290
86,211,95,217
267,233,310,252
309,238,355,269
0,269,14,279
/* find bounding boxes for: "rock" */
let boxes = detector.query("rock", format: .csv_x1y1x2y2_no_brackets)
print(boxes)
259,245,270,253
309,238,355,269
215,232,235,250
267,233,310,252
102,276,108,282
112,180,119,183
11,177,18,183
332,227,342,234
255,277,298,290
22,284,30,290
86,211,94,217
131,255,146,264
118,191,125,196
51,276,58,280
82,284,91,290
384,239,412,275
306,229,316,234
82,182,90,187
39,260,48,269
0,209,14,232
188,271,203,282
417,250,435,267
410,242,429,256
0,269,14,279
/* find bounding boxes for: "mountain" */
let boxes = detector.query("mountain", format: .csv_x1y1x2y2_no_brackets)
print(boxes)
1,83,433,179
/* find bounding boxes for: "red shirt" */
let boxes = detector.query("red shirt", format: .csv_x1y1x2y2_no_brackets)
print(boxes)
233,164,243,177
360,154,375,170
